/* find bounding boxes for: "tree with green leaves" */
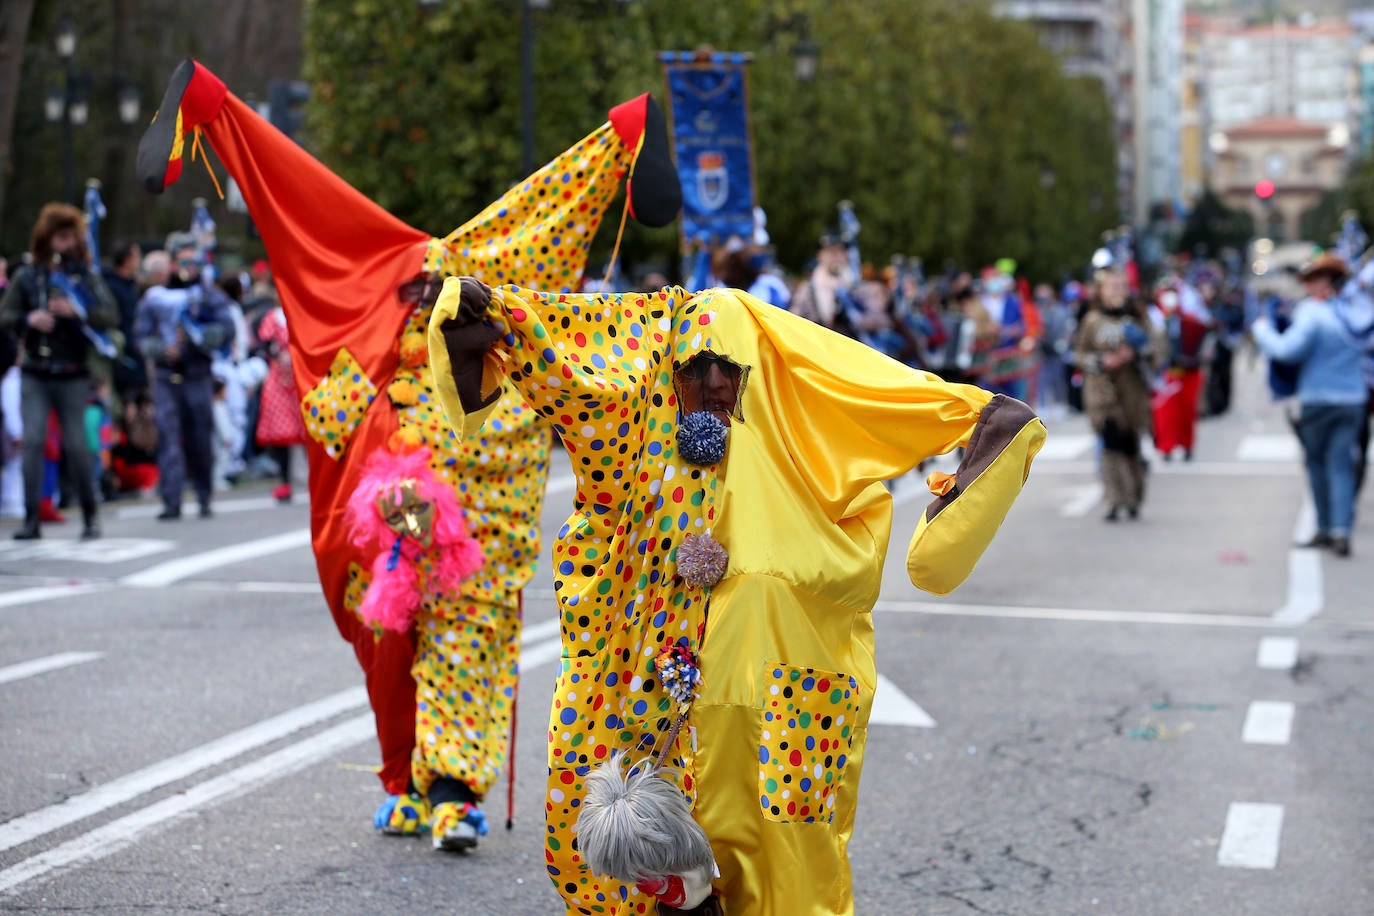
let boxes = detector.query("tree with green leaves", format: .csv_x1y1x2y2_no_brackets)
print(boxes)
304,0,1118,284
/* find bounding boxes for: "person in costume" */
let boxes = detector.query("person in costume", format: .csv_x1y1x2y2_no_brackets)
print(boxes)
1072,269,1161,522
136,59,679,848
1149,286,1210,462
429,274,1046,914
253,303,306,503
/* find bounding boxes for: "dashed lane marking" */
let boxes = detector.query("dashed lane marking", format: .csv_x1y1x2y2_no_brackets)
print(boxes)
119,529,313,587
870,674,936,727
0,652,102,687
1257,637,1299,670
0,585,99,611
0,715,375,894
1235,434,1301,463
1241,701,1295,746
1217,802,1285,869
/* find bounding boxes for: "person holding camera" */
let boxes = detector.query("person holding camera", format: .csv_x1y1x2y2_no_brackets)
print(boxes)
133,240,236,521
0,203,118,540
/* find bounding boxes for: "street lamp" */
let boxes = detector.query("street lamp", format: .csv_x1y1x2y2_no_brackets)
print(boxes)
766,12,820,84
118,84,142,125
42,19,139,204
792,39,819,83
948,118,970,155
1039,159,1057,191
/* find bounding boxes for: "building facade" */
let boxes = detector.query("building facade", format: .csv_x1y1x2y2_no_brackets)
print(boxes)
998,0,1182,225
1202,21,1356,135
1213,116,1346,241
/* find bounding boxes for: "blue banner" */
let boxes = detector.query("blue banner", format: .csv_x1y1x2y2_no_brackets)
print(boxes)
660,53,755,245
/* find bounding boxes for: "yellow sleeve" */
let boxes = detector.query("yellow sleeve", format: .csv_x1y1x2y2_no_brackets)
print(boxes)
744,294,995,518
742,294,1045,595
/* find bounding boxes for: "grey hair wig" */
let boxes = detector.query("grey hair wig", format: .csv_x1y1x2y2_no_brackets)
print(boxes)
575,753,715,884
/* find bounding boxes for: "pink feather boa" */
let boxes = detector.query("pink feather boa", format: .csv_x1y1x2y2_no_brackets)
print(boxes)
345,446,485,632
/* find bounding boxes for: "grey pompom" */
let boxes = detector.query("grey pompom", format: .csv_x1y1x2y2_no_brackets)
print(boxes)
575,754,714,884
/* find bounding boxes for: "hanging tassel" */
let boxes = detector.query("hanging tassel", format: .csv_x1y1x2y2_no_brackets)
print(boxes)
385,534,404,572
188,127,225,200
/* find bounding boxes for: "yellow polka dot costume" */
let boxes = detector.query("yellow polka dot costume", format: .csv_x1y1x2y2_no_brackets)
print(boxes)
430,281,1046,913
134,60,680,816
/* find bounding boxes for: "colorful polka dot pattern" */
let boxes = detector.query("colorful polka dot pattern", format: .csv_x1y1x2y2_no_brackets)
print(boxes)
480,284,724,915
411,601,521,799
380,304,549,798
424,122,629,295
758,665,859,825
300,348,376,459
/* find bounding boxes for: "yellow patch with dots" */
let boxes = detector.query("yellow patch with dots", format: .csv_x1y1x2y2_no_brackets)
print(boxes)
301,348,376,460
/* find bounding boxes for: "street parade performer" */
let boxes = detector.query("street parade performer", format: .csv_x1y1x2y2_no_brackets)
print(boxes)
429,274,1046,912
136,59,680,850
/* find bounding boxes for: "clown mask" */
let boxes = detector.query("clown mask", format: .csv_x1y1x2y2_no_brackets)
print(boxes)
376,480,436,547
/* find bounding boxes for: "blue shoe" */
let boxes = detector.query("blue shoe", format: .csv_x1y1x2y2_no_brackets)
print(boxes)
431,801,487,852
374,793,429,836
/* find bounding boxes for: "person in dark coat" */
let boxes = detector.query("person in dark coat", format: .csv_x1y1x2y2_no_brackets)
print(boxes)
0,203,118,539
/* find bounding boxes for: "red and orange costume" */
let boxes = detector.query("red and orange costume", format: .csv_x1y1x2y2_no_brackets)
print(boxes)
136,60,678,834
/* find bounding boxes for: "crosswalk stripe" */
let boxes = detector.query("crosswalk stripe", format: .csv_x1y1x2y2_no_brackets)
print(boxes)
1235,434,1300,462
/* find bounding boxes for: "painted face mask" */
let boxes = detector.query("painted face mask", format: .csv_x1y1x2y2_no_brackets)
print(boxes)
377,480,437,547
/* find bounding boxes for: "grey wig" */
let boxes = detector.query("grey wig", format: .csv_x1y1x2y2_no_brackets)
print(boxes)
574,753,715,884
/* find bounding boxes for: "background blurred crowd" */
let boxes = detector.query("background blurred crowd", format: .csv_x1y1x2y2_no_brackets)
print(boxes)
1,201,303,538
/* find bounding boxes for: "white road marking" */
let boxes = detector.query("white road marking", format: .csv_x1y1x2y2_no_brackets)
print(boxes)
0,652,102,686
0,687,367,854
1035,433,1096,461
1059,483,1103,518
870,673,936,727
0,538,174,564
115,497,307,520
1236,434,1301,462
876,599,1287,630
0,715,374,894
1217,802,1285,869
0,616,564,857
184,580,321,594
1242,701,1295,746
1257,637,1299,670
546,472,577,495
520,617,560,643
519,636,564,671
120,529,313,587
1027,461,1297,477
1272,500,1323,627
0,584,99,611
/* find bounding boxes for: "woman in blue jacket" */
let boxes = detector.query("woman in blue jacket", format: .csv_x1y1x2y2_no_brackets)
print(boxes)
1252,254,1373,557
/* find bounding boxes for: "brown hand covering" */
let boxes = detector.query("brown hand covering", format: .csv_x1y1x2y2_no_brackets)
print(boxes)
924,394,1036,522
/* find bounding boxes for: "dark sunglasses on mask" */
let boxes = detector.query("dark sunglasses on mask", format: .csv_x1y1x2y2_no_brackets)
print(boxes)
677,354,744,381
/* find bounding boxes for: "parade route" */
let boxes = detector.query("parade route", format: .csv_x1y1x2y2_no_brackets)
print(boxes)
1,368,1371,914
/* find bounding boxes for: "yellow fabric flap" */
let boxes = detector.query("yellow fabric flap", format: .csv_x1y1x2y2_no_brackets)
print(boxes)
427,277,506,439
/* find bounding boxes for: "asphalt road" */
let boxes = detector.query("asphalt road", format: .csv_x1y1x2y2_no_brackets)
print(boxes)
1,360,1371,915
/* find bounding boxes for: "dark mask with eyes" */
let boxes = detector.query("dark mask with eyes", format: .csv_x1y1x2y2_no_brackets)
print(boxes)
673,351,748,426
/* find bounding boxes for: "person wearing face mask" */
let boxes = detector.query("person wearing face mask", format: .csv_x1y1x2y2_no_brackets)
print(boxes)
133,238,237,520
0,203,119,540
1072,268,1162,522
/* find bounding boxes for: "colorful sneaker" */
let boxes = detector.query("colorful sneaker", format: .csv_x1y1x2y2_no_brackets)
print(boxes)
430,801,488,852
374,793,429,837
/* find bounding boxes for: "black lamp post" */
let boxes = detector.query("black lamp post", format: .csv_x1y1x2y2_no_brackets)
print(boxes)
1039,159,1057,191
767,13,821,85
43,17,141,205
948,118,970,156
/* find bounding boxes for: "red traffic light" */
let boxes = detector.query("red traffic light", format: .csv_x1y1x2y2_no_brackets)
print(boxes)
1255,179,1276,200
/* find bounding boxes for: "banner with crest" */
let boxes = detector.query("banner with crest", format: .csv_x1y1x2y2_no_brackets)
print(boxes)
659,51,756,246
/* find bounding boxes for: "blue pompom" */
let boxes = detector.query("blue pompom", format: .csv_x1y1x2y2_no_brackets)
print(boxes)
676,411,728,466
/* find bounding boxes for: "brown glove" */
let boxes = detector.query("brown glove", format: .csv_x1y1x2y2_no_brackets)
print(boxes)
438,277,503,413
